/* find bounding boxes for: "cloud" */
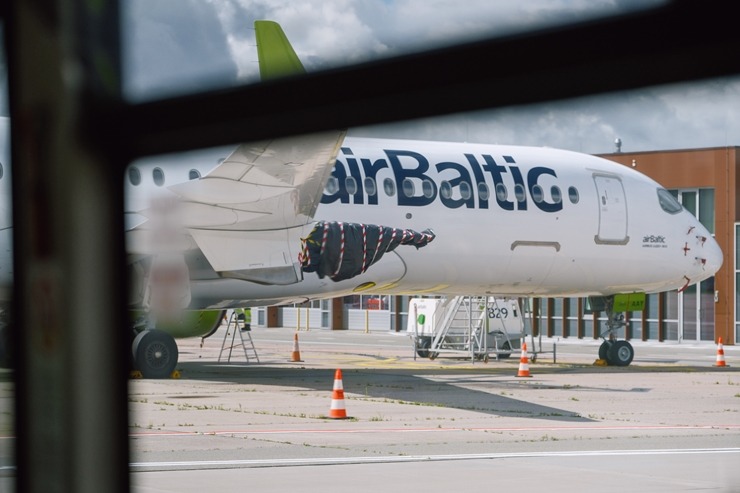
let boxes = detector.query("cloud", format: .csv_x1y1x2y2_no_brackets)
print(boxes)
6,1,738,154
351,76,740,154
122,0,239,101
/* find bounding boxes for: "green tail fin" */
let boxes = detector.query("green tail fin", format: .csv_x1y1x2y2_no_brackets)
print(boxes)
254,20,306,81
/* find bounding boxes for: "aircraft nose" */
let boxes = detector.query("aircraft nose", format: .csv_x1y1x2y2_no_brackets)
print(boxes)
689,222,723,280
703,234,724,276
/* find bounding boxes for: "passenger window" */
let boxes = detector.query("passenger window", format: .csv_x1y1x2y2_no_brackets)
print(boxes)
440,181,452,199
568,186,579,204
478,182,490,201
152,167,165,186
495,183,508,202
531,184,544,203
459,181,472,200
128,166,141,186
551,185,562,203
325,176,339,194
188,169,201,180
0,162,4,180
658,188,683,214
402,178,415,197
422,179,435,199
514,184,526,202
345,176,358,195
364,177,377,196
383,178,396,197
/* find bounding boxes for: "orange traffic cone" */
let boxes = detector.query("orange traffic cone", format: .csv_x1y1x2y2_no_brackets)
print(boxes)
714,337,728,367
290,332,303,362
328,369,348,419
516,341,532,377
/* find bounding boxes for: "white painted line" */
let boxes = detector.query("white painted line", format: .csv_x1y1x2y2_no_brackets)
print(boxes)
130,447,740,470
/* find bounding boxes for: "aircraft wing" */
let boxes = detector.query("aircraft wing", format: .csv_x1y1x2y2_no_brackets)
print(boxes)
166,130,347,285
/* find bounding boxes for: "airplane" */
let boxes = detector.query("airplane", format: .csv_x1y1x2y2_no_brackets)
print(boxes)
2,22,724,376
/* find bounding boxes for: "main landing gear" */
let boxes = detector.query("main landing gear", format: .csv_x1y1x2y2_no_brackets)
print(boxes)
132,329,179,379
131,317,179,379
596,296,634,367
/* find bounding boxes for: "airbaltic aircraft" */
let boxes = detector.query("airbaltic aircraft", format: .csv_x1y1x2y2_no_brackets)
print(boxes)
121,21,719,376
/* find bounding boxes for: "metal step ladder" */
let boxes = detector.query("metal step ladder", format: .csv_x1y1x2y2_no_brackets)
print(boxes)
419,296,522,362
219,310,260,363
428,296,487,361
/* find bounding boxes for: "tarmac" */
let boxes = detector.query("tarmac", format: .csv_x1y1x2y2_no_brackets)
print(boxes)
129,326,740,468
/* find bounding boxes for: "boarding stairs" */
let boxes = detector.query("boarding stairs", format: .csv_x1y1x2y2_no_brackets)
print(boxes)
219,310,260,363
418,296,521,362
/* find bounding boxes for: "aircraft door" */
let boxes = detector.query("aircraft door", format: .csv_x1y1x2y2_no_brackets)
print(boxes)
593,174,629,245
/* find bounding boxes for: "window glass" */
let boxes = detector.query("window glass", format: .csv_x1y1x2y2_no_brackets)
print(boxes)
531,184,544,203
364,177,377,197
440,181,452,199
121,1,663,102
568,186,579,204
128,166,141,186
514,184,526,202
699,188,715,234
402,178,415,198
551,186,562,204
422,179,435,199
478,183,489,201
152,167,165,186
657,188,682,214
0,23,13,485
459,181,472,200
495,183,508,202
325,176,339,195
346,176,358,195
383,178,396,197
681,190,697,215
188,169,201,180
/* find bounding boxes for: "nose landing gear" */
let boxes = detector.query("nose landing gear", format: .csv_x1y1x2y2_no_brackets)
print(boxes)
594,296,634,367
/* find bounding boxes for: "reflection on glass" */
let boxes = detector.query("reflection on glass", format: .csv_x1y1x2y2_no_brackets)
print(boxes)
700,278,715,341
121,0,665,102
682,283,697,341
699,188,715,234
0,20,13,490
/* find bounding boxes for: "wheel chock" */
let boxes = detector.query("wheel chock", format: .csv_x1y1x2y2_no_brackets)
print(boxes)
129,370,143,379
170,370,181,379
593,359,608,366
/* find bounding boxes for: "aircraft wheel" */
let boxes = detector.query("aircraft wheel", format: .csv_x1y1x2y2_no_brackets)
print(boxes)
416,337,432,358
497,341,512,359
132,329,179,378
598,340,612,360
607,340,634,367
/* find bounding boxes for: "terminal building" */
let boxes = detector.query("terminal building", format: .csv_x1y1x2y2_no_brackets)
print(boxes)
255,146,739,346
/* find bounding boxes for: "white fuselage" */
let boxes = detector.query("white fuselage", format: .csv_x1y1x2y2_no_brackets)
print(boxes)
125,137,722,309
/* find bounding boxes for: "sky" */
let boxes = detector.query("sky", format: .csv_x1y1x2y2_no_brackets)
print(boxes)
5,1,740,156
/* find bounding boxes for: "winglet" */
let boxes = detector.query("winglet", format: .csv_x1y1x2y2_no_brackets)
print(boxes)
254,20,305,81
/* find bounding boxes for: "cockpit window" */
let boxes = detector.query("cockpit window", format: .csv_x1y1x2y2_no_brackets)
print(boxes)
657,188,682,214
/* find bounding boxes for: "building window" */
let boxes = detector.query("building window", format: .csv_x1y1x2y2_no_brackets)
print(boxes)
735,224,740,343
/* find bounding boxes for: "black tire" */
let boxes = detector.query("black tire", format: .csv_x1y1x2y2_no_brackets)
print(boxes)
599,340,612,360
132,329,179,378
416,337,432,358
497,341,512,359
607,340,634,367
